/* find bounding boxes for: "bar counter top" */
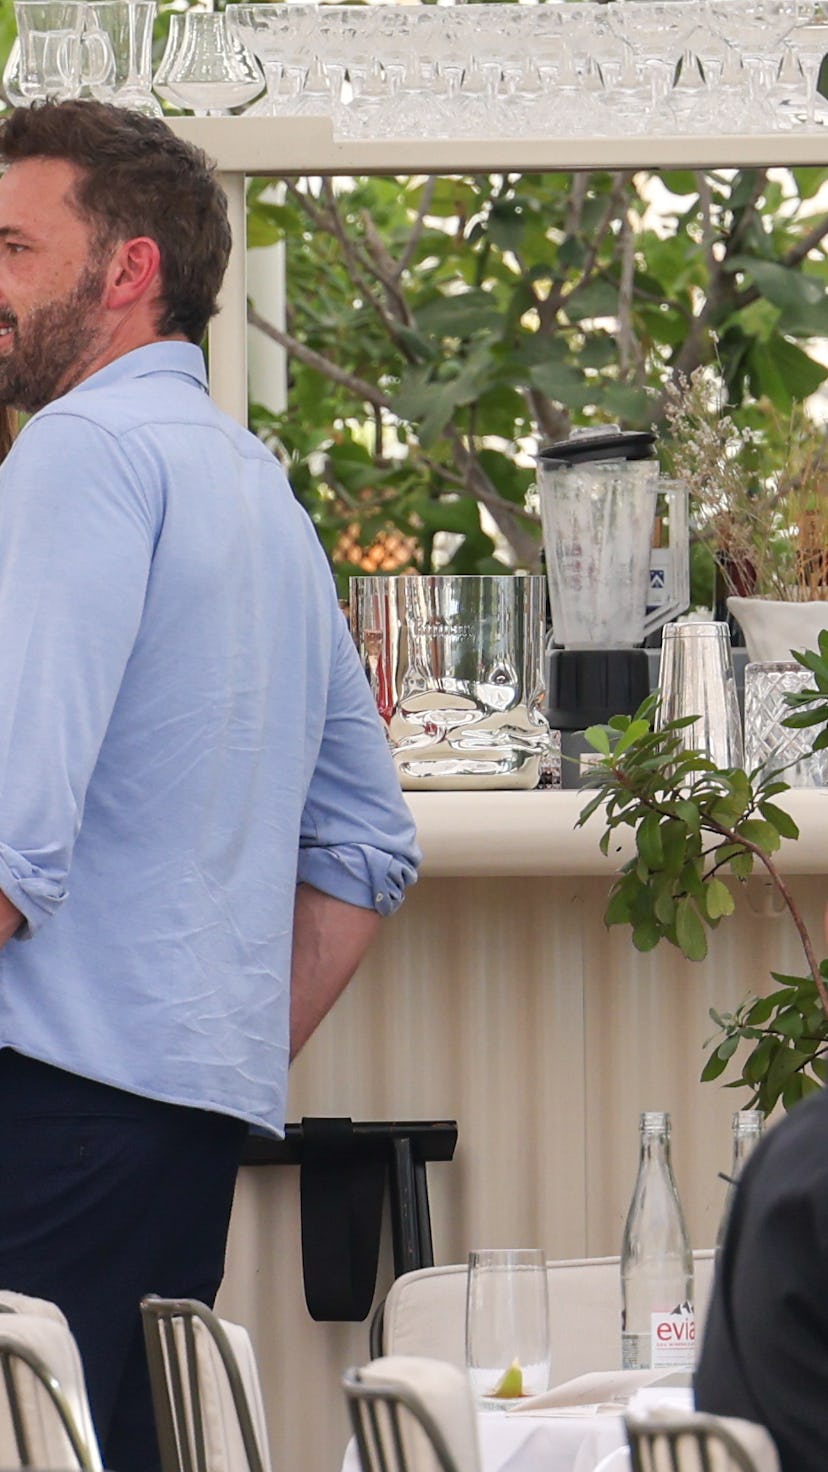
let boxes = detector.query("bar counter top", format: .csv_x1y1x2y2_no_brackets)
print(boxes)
407,786,828,877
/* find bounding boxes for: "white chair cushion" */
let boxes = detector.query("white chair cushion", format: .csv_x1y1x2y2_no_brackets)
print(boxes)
628,1411,779,1472
167,1315,272,1472
0,1291,69,1325
0,1312,102,1470
360,1355,482,1472
382,1253,716,1385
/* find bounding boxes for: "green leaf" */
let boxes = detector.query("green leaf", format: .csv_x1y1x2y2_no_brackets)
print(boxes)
601,383,655,423
637,812,665,869
705,878,736,920
746,334,828,407
414,289,504,339
791,167,828,199
605,885,635,927
744,1035,776,1084
527,360,592,410
746,995,776,1024
654,890,677,926
673,801,701,834
775,1007,804,1040
614,719,651,755
661,819,690,874
660,171,702,196
780,704,828,728
632,920,662,952
757,801,799,840
584,725,612,755
766,1042,812,1099
564,279,621,322
577,790,607,827
727,254,826,313
735,819,781,854
701,1048,731,1082
675,898,708,961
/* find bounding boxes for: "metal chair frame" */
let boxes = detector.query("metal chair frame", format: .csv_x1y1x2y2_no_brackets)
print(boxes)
0,1335,95,1471
140,1297,266,1472
626,1413,765,1472
343,1366,465,1472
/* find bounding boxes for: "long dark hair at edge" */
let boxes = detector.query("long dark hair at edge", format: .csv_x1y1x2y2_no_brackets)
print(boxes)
0,408,17,462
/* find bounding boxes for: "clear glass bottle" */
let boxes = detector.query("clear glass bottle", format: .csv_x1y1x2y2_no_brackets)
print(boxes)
716,1109,764,1253
621,1111,695,1370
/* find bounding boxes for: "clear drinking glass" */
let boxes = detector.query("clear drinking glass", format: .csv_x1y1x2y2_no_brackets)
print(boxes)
744,660,828,785
152,9,263,116
14,0,87,101
657,621,744,768
85,0,161,114
465,1248,551,1405
228,4,324,117
2,38,25,106
780,19,828,125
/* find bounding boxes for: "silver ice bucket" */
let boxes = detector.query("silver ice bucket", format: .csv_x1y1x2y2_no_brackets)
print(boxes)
349,574,551,790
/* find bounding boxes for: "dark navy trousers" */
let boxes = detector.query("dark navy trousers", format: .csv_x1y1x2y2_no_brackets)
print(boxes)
0,1048,248,1472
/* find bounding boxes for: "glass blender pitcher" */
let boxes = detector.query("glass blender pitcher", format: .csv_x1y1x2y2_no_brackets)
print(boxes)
536,426,689,783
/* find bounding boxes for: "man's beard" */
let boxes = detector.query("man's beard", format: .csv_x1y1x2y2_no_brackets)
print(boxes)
0,259,109,414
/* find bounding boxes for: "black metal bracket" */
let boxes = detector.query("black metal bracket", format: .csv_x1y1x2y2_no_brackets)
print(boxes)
242,1118,458,1282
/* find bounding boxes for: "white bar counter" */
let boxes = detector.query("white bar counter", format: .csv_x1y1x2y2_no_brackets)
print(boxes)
406,787,828,876
217,787,828,1472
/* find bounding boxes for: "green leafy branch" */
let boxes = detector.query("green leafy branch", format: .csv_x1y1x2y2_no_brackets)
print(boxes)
576,637,828,1113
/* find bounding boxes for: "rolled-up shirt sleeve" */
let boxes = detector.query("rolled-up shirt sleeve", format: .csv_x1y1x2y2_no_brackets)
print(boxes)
297,616,421,915
0,412,154,936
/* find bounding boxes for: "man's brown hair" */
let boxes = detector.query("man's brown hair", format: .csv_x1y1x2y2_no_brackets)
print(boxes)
0,100,232,343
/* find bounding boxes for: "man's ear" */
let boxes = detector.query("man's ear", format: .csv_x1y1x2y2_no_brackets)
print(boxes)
103,236,161,311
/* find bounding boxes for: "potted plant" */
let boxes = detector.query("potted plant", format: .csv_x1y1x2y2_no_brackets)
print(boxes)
663,371,828,659
577,632,828,1114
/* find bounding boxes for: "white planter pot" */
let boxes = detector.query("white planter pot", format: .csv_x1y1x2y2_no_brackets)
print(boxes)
726,597,828,663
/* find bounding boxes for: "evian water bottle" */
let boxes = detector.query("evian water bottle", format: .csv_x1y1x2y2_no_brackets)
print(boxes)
621,1111,695,1370
716,1109,764,1253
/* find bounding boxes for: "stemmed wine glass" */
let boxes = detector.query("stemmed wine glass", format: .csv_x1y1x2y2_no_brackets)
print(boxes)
781,12,828,126
153,9,263,117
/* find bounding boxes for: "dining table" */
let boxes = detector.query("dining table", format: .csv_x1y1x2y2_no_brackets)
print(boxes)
340,1385,694,1472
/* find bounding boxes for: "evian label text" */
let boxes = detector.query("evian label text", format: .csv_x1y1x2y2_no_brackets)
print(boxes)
649,1305,696,1368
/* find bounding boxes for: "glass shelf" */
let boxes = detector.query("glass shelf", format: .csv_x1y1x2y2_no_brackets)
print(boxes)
171,113,828,175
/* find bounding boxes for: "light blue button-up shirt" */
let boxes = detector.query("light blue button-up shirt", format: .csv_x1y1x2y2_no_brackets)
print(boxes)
0,342,420,1135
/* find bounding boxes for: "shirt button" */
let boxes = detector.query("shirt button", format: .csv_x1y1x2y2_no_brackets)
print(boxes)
375,893,384,905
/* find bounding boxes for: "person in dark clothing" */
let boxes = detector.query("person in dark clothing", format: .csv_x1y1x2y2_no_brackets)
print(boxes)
695,1083,828,1472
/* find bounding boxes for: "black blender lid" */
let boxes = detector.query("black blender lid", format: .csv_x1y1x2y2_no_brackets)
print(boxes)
539,427,657,466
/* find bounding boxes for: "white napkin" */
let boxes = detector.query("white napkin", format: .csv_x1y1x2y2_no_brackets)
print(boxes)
509,1370,692,1415
626,1386,696,1416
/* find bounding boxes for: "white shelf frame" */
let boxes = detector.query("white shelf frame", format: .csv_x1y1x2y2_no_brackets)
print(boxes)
170,116,828,424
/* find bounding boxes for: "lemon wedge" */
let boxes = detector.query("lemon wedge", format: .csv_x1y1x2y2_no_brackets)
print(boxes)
490,1358,523,1399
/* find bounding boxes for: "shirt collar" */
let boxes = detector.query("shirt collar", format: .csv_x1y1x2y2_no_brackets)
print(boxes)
68,341,208,398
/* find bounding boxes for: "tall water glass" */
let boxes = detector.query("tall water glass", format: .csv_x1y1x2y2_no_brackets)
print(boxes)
657,622,744,767
14,0,87,101
85,0,161,114
466,1248,551,1405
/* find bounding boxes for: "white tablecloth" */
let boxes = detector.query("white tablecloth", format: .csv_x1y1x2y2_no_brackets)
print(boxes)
341,1386,694,1472
341,1404,627,1472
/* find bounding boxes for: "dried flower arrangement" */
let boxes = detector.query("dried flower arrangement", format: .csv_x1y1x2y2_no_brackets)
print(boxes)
663,368,828,602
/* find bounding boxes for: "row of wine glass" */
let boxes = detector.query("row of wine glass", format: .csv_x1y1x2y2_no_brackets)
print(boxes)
5,0,828,136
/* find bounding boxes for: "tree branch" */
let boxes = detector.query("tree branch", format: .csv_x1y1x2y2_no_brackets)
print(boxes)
248,304,392,409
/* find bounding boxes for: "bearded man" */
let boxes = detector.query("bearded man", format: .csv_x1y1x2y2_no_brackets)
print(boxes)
0,100,419,1472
